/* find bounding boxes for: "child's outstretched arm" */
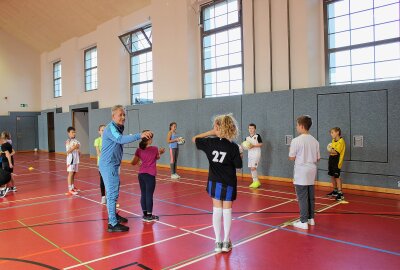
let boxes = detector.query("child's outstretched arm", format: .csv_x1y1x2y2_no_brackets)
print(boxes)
192,130,216,143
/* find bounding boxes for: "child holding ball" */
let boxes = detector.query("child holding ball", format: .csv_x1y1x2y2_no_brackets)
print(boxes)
245,123,263,188
327,127,346,201
192,114,242,253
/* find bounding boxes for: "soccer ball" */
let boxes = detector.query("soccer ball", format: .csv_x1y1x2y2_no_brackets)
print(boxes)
242,141,252,150
177,137,185,145
327,143,332,152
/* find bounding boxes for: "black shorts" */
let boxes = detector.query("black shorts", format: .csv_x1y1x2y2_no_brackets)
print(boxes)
207,180,237,201
328,155,340,178
0,169,11,186
2,162,13,174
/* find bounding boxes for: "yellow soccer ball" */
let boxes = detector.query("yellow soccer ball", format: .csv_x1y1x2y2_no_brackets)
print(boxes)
242,141,252,150
327,143,333,152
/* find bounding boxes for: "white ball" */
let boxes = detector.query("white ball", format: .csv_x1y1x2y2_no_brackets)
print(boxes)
327,143,332,152
242,141,252,150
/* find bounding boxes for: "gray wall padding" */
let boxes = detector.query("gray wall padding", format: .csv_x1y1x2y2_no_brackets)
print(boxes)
350,90,388,162
54,112,72,153
39,80,400,189
0,112,40,151
317,93,351,161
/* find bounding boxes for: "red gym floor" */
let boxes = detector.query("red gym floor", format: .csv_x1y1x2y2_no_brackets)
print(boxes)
0,152,399,270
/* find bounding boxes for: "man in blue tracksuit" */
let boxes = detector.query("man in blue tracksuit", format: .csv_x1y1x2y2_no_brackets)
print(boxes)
99,105,152,232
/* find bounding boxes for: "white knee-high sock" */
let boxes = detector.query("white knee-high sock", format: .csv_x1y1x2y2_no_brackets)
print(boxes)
223,208,232,242
251,170,258,182
213,207,223,242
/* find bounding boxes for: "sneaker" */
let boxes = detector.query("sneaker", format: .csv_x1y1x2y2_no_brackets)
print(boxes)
249,181,261,189
143,215,159,222
327,190,338,197
221,241,232,252
171,174,179,179
175,174,181,178
9,186,17,192
292,221,308,230
336,193,345,201
68,189,78,195
73,186,81,192
308,219,315,226
116,213,128,223
101,196,106,204
0,187,10,198
215,242,223,252
107,223,129,232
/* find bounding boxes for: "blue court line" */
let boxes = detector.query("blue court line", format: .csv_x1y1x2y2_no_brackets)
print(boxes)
16,164,400,257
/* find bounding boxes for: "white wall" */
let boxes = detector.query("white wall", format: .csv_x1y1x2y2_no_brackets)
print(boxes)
40,0,325,112
0,30,41,115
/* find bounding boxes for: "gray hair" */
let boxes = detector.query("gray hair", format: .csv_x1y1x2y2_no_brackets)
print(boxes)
111,105,125,115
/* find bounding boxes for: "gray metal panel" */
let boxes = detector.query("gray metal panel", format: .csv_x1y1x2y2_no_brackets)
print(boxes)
350,90,388,162
88,107,112,157
317,170,398,189
15,116,37,151
242,91,294,178
38,114,47,151
317,93,351,163
54,112,72,153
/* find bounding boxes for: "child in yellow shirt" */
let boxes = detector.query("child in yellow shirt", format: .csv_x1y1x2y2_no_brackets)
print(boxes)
327,127,346,201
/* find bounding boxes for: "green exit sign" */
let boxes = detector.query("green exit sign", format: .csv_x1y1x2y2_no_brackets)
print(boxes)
20,103,28,107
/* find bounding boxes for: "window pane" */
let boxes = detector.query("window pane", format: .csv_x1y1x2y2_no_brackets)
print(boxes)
329,31,350,48
351,46,374,65
350,0,373,13
350,10,373,29
330,51,350,67
374,0,398,7
327,0,349,18
351,26,374,45
330,66,351,83
375,42,400,61
328,16,350,34
374,21,400,41
202,0,242,98
375,60,400,78
351,63,374,81
374,3,399,24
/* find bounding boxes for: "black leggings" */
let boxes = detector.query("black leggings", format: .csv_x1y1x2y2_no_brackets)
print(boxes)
99,171,105,196
138,173,156,214
169,148,179,174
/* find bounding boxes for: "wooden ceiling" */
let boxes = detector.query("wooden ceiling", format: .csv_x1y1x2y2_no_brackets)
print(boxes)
0,0,151,52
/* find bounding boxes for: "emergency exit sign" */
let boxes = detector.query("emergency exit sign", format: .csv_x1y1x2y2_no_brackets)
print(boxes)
20,103,28,107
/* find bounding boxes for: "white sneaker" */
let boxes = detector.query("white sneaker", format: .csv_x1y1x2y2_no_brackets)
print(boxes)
101,196,106,205
174,173,181,178
292,221,308,230
308,219,315,226
214,242,223,252
171,174,179,179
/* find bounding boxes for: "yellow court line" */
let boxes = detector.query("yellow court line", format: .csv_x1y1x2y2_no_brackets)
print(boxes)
17,220,94,270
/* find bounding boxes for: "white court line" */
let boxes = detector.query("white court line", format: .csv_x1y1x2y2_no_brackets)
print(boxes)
63,195,296,269
169,201,342,270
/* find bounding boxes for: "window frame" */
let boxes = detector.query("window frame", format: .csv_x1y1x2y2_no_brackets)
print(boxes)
53,60,62,98
323,0,400,85
200,0,244,98
119,25,153,105
84,46,98,92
